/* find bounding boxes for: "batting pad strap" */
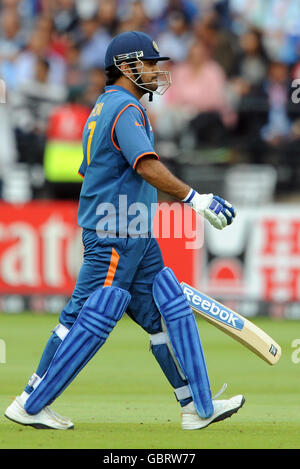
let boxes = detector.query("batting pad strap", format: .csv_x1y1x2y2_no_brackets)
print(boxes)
149,332,169,346
27,373,42,390
174,385,192,401
52,323,69,341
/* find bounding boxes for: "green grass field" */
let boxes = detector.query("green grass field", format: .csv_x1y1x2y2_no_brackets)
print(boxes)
0,313,299,449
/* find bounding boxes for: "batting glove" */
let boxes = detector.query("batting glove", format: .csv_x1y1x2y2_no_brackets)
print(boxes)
182,190,236,230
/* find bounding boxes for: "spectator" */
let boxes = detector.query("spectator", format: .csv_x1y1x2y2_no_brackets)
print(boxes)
0,0,21,10
11,56,67,164
0,8,24,56
234,28,268,87
118,0,151,35
0,9,25,89
142,0,168,24
166,40,236,128
97,0,119,36
193,10,238,77
43,87,91,197
75,0,98,21
78,14,111,70
151,39,236,146
82,66,106,108
38,0,57,17
235,61,300,167
228,27,268,110
65,40,86,91
156,10,193,63
14,28,67,87
161,0,199,27
53,0,78,34
260,62,293,146
34,14,69,60
118,0,167,30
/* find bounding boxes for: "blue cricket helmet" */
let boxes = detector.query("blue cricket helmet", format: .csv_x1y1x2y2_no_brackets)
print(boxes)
104,31,170,70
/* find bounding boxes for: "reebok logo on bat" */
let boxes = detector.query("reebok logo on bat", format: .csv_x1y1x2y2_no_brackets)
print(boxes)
135,121,143,127
182,284,244,330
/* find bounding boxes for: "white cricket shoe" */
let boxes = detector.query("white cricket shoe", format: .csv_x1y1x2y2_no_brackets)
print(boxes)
4,396,74,430
181,395,245,430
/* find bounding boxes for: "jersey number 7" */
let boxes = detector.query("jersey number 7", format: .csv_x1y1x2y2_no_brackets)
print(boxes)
87,121,97,165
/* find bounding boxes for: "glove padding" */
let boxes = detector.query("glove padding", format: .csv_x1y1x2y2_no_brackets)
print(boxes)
189,193,236,230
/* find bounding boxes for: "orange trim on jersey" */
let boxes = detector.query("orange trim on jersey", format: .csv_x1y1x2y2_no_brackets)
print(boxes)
133,152,159,169
78,171,84,178
105,89,118,92
104,248,120,287
111,104,146,151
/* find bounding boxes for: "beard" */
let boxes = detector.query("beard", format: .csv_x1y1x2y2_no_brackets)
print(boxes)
141,79,159,92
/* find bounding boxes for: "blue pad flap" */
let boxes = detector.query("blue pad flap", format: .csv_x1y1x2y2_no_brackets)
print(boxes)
25,286,131,415
153,267,213,418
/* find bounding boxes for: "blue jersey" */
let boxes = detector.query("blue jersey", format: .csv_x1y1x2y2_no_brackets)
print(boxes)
78,85,158,236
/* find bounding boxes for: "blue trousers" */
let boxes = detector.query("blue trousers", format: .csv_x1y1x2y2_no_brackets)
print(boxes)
60,229,165,333
26,230,191,406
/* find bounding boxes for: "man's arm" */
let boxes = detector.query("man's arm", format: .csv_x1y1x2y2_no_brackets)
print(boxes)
135,155,236,231
114,104,236,231
135,155,190,200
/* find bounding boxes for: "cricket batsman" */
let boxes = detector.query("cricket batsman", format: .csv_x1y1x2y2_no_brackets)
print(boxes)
5,31,245,430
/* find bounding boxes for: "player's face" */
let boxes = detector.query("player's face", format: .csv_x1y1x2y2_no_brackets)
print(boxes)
139,60,160,92
120,57,171,96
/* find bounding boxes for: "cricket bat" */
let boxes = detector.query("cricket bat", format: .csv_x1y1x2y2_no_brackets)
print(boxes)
181,282,281,365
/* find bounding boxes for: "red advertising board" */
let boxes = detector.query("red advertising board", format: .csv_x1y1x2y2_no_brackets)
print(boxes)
0,202,81,294
2,202,299,318
0,201,199,295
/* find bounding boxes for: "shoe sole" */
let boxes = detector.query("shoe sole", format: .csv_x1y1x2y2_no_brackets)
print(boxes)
4,413,74,430
182,396,246,430
204,396,246,429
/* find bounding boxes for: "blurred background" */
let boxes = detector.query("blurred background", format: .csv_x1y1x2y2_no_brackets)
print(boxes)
0,0,300,318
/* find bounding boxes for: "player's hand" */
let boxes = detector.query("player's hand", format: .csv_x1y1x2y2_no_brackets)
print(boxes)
187,192,236,230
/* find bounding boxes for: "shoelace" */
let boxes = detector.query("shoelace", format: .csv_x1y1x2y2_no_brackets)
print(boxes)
212,383,227,400
181,383,228,416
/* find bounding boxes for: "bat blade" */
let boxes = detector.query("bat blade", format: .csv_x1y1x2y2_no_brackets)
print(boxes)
181,282,281,365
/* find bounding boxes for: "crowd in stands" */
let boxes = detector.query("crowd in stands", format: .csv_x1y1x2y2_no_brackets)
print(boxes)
1,0,300,200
